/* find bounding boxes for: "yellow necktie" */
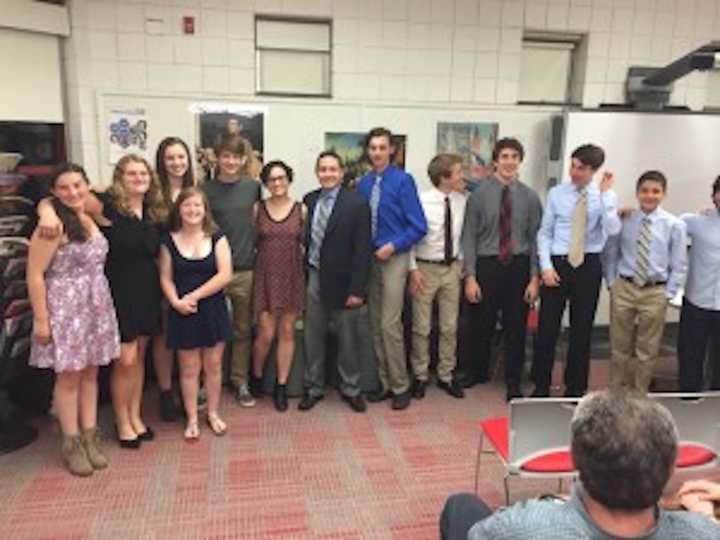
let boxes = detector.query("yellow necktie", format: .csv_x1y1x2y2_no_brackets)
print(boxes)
568,189,587,268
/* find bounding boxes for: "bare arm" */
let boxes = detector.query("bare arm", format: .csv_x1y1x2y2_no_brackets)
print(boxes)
27,231,61,343
186,236,232,301
37,191,108,239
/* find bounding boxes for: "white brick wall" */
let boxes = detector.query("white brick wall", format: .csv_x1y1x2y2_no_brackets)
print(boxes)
63,0,720,173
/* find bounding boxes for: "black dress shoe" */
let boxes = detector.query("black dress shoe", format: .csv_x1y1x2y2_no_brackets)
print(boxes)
274,383,288,412
366,389,392,403
137,427,155,441
298,393,323,411
438,380,465,398
506,384,523,402
341,394,367,413
411,379,427,399
391,391,411,410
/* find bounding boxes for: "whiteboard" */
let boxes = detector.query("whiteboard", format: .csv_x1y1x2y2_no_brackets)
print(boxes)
561,110,720,325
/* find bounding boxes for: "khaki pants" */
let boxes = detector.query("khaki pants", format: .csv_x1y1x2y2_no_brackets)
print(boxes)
410,261,461,384
609,278,668,392
226,270,253,388
368,252,410,394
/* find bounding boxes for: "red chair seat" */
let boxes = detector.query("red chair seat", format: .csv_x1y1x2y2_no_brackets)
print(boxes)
676,444,717,468
480,417,575,473
521,450,575,473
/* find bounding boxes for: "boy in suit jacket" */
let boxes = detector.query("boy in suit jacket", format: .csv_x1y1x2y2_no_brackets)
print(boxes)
298,151,372,412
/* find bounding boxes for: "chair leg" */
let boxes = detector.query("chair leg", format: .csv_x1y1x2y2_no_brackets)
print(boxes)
558,478,563,494
474,433,484,494
503,475,510,506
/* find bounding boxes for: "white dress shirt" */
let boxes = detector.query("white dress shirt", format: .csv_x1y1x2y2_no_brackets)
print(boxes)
681,210,720,310
410,187,466,270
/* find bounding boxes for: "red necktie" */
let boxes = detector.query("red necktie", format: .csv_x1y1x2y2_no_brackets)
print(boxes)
498,185,513,264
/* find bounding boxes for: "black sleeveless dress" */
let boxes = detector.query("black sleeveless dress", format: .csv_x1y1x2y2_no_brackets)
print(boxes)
164,231,232,350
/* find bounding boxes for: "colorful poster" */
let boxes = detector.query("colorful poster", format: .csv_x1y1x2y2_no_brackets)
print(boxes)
324,132,407,189
190,102,266,181
107,107,148,164
436,122,498,180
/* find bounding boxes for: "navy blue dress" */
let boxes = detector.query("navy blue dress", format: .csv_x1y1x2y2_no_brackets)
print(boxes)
164,231,232,350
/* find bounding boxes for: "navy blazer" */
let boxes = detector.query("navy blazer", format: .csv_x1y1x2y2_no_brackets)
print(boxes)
303,186,372,310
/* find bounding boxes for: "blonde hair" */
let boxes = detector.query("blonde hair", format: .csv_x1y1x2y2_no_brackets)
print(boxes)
109,154,169,224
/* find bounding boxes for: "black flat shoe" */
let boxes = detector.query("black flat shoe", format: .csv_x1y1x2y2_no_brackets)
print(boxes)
118,437,141,449
137,427,155,441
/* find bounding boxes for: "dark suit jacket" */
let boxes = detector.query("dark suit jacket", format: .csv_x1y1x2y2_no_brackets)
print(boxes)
303,186,371,310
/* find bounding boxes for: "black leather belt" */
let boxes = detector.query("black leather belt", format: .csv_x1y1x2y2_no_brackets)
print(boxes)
417,257,456,266
620,275,666,288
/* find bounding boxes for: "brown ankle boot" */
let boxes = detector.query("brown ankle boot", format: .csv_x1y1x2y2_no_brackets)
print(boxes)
81,427,109,470
62,435,94,477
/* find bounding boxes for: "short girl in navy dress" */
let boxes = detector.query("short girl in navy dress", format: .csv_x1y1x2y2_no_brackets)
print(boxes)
159,187,232,441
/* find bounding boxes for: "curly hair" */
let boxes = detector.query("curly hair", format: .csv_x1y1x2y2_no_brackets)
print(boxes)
109,154,169,224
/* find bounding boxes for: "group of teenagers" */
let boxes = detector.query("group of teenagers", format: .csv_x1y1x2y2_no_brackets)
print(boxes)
25,125,720,477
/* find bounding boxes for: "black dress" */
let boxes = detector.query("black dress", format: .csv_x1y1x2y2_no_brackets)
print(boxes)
164,231,231,350
96,191,162,343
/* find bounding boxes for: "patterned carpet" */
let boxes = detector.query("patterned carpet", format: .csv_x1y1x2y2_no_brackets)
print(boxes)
0,358,715,539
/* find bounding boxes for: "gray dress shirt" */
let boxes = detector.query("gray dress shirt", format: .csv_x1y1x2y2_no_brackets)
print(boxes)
461,176,543,278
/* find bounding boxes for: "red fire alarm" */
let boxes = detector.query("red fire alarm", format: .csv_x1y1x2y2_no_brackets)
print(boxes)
183,16,195,35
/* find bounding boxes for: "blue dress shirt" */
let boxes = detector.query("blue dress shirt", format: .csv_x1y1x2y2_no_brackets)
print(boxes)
537,182,621,271
681,210,720,310
603,207,687,298
356,164,427,253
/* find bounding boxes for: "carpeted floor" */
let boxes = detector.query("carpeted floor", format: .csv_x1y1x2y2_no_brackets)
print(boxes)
0,357,716,539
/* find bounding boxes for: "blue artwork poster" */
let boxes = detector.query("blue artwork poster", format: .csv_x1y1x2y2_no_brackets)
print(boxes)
108,107,148,163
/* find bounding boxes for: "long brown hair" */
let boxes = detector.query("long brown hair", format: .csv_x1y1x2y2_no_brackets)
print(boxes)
168,187,217,235
50,163,90,243
155,137,195,207
108,154,168,224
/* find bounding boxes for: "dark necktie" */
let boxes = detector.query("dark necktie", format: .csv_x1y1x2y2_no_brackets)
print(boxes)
498,185,512,264
444,196,453,264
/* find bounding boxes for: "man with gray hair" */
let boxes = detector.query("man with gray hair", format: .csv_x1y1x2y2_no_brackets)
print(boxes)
440,390,720,539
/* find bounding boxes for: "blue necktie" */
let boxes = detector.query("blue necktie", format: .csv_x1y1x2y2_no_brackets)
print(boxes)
310,193,332,268
370,175,382,240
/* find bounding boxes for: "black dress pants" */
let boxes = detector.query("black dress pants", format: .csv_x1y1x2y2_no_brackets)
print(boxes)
439,493,493,540
466,256,530,386
678,298,720,392
532,254,602,395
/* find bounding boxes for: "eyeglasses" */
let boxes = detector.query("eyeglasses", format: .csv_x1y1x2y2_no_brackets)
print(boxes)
267,174,288,183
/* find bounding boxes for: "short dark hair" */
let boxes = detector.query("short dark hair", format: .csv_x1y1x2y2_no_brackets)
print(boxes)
713,176,720,195
571,390,678,511
213,133,252,159
636,170,667,192
259,160,294,185
316,150,344,169
571,144,605,170
364,127,393,148
427,153,463,186
492,137,524,162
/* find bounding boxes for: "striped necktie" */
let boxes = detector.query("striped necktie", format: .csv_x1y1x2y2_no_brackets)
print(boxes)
310,192,332,268
633,216,652,287
370,175,382,240
567,188,588,268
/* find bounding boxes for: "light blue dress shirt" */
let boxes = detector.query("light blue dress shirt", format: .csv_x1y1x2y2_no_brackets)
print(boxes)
681,210,720,310
308,185,340,269
603,207,687,298
537,182,621,271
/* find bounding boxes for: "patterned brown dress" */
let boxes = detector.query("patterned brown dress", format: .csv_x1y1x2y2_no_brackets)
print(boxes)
252,200,305,317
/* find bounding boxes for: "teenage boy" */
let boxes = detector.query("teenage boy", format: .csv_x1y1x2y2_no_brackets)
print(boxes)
299,151,372,413
604,171,687,392
202,134,260,407
357,127,427,410
532,144,620,397
461,138,543,401
677,177,720,392
408,153,466,400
